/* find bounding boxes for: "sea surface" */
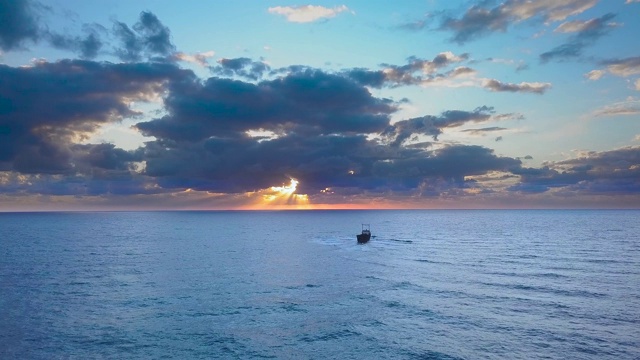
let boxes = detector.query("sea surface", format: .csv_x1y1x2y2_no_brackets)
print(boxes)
1,210,639,359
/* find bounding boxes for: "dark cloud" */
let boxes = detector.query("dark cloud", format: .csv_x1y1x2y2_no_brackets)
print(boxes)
113,11,175,62
383,106,496,146
0,4,176,61
140,134,377,194
440,3,510,44
0,59,191,174
211,57,270,80
344,68,387,88
47,24,105,59
372,145,521,189
71,143,142,172
135,11,174,55
0,170,166,196
137,132,523,196
6,143,150,196
0,56,537,200
0,0,40,50
136,68,396,141
540,13,616,63
113,21,142,61
0,0,104,58
511,147,640,194
129,66,525,196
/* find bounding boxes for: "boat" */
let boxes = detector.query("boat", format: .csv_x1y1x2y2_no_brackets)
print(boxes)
357,224,371,244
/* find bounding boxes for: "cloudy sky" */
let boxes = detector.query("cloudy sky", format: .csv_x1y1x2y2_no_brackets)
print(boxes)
1,0,639,210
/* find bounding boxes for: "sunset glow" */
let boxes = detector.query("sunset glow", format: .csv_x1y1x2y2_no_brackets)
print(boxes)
270,179,299,195
238,178,311,209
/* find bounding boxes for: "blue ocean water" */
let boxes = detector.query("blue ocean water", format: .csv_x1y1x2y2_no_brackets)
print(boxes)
0,210,639,359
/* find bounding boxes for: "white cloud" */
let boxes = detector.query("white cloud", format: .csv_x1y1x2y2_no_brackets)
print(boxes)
419,51,467,74
268,5,350,23
593,98,640,117
507,0,598,23
555,18,600,33
626,0,640,3
585,58,640,81
490,58,529,71
605,57,640,77
482,79,552,94
635,79,640,91
173,51,215,67
585,69,605,80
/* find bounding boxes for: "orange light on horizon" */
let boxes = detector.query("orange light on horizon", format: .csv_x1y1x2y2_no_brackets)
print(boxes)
270,178,299,195
252,178,310,208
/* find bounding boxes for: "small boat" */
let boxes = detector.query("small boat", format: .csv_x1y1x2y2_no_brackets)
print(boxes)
357,224,371,244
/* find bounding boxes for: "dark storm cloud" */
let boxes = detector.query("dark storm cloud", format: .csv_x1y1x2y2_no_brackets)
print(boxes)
540,13,616,63
373,145,520,182
0,0,40,50
136,68,396,141
71,143,142,171
511,147,640,193
0,55,531,198
0,59,192,174
140,134,380,193
113,11,176,62
129,66,527,196
139,132,523,196
211,57,271,80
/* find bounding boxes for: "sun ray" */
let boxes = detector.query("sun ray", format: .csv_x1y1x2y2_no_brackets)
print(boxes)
242,178,310,209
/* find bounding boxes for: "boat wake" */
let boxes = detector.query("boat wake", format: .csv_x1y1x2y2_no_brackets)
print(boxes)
385,238,413,244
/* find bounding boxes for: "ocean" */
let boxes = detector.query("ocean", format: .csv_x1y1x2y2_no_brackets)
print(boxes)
0,210,638,359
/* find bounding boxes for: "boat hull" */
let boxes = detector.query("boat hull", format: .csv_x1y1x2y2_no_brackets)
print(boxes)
357,234,371,243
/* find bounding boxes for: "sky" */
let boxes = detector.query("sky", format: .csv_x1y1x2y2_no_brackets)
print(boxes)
0,0,639,211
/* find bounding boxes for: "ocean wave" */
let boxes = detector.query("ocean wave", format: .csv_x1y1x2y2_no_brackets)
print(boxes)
480,282,608,298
